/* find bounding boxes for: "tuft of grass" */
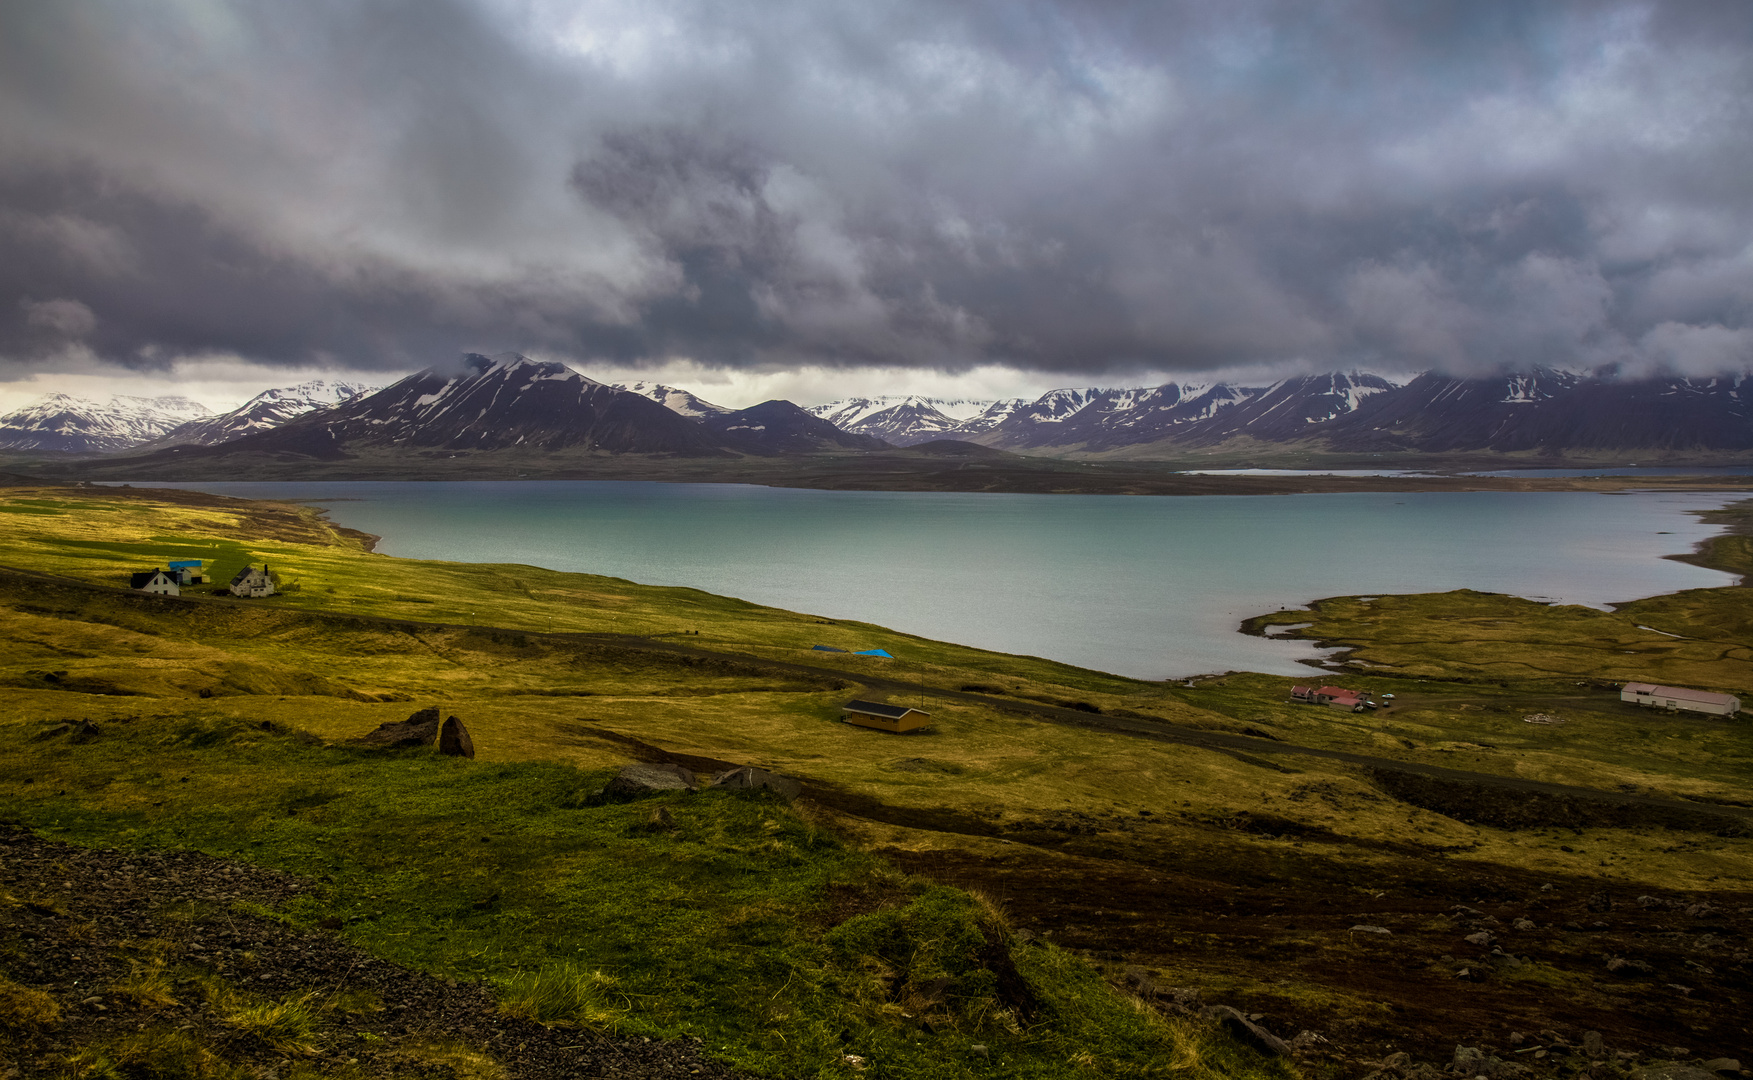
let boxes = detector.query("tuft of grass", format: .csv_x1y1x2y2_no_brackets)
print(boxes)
826,886,1015,1033
63,1027,250,1080
498,964,626,1028
222,990,324,1055
0,974,62,1030
110,949,178,1009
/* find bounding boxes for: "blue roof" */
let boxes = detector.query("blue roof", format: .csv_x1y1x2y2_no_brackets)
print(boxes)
167,560,202,568
812,645,848,652
853,649,893,658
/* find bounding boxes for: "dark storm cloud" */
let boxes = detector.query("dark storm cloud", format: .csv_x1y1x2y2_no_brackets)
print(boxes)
2,0,1751,378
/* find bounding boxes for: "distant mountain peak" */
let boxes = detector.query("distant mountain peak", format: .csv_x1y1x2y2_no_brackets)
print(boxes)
147,379,377,449
0,392,216,453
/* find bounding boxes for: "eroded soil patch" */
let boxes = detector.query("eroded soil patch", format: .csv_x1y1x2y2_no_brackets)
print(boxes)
890,839,1753,1073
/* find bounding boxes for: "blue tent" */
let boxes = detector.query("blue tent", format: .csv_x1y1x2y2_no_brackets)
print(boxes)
853,649,893,658
812,645,848,653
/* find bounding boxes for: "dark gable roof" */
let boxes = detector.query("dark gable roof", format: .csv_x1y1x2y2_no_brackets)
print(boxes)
229,566,258,585
844,699,926,719
130,570,165,588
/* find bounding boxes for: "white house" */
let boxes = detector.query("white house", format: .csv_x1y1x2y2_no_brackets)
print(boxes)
228,564,276,598
129,569,179,596
1621,682,1740,717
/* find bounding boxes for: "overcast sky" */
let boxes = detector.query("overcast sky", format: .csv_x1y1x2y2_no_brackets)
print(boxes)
3,0,1751,411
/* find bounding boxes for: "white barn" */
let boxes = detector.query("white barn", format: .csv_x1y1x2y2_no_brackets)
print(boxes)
1621,682,1740,717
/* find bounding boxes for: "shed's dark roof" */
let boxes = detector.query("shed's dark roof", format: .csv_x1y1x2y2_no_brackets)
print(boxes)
843,699,927,719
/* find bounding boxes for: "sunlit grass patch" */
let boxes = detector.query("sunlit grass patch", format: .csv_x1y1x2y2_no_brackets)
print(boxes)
63,1028,249,1080
0,974,62,1030
497,964,626,1027
109,947,178,1009
222,990,324,1055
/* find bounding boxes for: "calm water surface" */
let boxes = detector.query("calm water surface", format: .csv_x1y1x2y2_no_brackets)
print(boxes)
140,482,1736,680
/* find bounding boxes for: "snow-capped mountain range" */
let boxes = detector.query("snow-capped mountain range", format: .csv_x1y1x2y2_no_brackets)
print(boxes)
0,393,215,453
146,381,376,448
805,396,1027,445
7,363,1753,460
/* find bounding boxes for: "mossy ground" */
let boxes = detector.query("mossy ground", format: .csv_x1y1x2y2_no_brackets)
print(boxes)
2,484,1750,1072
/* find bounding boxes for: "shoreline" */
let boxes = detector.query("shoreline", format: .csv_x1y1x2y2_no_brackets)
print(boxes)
13,453,1753,498
89,479,1749,685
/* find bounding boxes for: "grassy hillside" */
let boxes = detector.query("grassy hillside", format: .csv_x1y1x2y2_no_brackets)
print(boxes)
2,484,1751,1074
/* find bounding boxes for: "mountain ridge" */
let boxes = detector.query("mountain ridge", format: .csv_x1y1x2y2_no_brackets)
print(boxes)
0,393,214,453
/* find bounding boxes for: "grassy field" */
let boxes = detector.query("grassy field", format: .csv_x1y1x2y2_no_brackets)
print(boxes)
2,483,1751,1073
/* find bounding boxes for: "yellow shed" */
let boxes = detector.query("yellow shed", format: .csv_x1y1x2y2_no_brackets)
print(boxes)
842,699,932,733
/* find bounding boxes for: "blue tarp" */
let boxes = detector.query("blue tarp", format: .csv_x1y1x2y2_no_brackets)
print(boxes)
167,560,202,569
853,649,894,658
812,645,848,652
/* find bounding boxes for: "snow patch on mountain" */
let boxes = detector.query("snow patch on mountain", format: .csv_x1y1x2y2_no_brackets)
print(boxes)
613,381,730,418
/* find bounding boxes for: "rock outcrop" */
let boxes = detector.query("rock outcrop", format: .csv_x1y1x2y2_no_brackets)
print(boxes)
600,763,698,801
710,766,801,800
353,707,441,749
438,715,475,758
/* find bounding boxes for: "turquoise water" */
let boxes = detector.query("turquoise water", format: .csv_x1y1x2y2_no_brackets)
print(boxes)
137,482,1737,680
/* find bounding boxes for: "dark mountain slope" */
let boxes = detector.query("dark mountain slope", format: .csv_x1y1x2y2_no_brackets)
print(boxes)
702,400,891,454
191,354,724,458
1324,371,1753,453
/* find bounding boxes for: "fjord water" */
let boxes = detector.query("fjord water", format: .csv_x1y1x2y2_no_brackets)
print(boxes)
149,482,1735,680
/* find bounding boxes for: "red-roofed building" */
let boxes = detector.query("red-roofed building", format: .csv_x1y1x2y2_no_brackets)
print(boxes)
1290,684,1374,711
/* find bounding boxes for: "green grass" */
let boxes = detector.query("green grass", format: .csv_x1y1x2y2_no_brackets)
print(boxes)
5,482,1753,1072
0,714,1275,1079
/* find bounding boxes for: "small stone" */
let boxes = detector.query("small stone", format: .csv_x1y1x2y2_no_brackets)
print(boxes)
970,1044,988,1057
1512,918,1536,931
1351,924,1392,934
1582,1031,1605,1058
1701,1060,1741,1076
1381,1051,1413,1073
1464,931,1494,946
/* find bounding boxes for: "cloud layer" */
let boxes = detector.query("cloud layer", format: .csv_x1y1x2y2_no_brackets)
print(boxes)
3,0,1751,380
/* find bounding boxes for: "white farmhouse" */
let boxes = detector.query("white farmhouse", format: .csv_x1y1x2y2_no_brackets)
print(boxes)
228,564,276,598
129,569,179,596
1621,682,1740,717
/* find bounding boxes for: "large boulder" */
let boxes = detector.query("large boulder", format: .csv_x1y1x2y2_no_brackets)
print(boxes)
438,716,475,758
601,763,697,801
353,707,440,749
710,766,801,800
